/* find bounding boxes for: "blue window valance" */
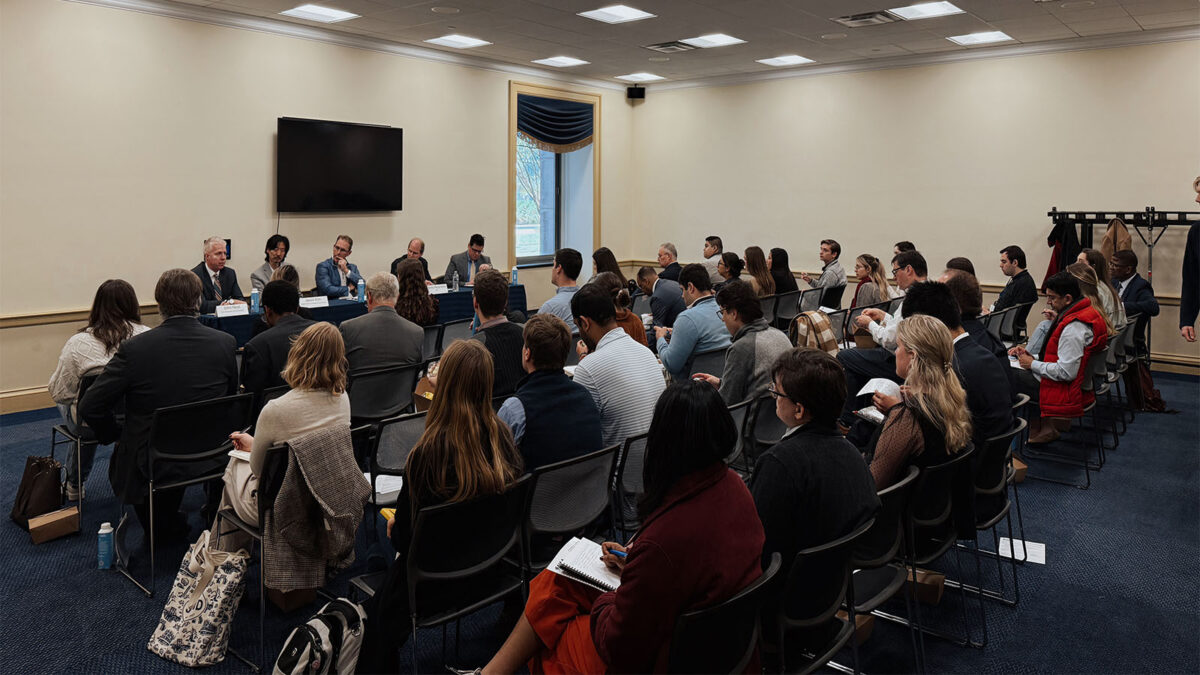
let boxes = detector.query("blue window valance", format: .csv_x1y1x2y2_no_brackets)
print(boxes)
517,94,594,153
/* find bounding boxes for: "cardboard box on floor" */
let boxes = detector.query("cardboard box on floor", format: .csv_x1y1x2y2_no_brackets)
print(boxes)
29,506,79,544
1012,457,1027,483
908,569,945,605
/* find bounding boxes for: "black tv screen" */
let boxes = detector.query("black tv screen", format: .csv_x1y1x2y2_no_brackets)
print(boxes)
276,117,403,212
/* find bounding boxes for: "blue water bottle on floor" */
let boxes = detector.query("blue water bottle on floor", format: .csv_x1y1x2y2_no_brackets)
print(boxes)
357,277,366,303
250,287,260,313
97,522,113,569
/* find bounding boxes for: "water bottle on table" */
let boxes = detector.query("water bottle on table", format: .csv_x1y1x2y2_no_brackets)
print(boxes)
250,287,260,313
451,271,460,292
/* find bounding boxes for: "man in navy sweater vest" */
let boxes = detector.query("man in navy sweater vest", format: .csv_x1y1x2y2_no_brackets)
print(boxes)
497,313,603,470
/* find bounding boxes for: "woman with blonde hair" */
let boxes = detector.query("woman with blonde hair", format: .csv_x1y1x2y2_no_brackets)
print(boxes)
868,314,973,489
1076,249,1126,331
743,246,775,297
1067,261,1115,338
851,254,893,308
358,339,525,672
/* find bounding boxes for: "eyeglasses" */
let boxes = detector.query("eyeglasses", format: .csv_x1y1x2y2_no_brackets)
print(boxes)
333,245,351,254
767,384,795,402
890,267,901,278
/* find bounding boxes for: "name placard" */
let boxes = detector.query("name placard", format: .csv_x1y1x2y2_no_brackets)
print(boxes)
300,296,330,308
428,284,450,295
215,303,249,317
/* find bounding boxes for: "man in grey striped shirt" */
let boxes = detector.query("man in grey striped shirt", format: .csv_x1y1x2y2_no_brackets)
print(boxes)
571,284,666,447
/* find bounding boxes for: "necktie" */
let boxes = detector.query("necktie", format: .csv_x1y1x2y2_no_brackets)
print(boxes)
213,272,222,302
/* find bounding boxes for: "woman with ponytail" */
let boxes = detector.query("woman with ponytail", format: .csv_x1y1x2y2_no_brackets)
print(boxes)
590,271,649,347
851,254,895,308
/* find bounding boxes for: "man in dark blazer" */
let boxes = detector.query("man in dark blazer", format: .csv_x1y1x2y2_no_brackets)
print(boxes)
79,269,238,541
635,266,686,328
338,271,423,378
988,245,1038,334
444,233,491,285
240,281,315,393
657,242,682,282
1110,249,1160,357
390,237,432,283
192,236,245,314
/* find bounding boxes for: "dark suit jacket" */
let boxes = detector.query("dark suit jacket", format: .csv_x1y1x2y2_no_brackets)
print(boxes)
1116,274,1159,354
650,278,686,328
993,269,1038,330
192,262,245,314
78,315,238,504
659,261,681,282
315,258,363,299
241,313,316,393
338,305,423,377
953,336,1014,448
445,251,492,284
962,317,1008,363
391,256,432,282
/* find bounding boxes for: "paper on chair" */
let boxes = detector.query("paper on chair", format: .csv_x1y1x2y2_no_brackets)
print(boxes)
363,472,405,496
857,378,902,399
998,537,1046,564
817,306,836,314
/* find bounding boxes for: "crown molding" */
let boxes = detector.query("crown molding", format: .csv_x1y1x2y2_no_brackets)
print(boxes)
68,0,626,92
651,25,1199,91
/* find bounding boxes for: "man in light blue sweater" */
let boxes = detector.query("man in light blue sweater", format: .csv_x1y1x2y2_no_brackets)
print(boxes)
656,263,732,380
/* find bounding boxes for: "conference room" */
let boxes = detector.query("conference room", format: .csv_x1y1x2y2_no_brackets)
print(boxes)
1,0,1197,672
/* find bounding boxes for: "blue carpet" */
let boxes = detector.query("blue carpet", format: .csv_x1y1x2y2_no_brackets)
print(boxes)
1,374,1196,674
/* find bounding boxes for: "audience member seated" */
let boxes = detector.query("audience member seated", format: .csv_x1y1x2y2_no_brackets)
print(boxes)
901,281,1013,449
240,281,315,394
750,348,879,577
592,246,631,292
484,380,764,674
248,264,313,338
338,272,422,377
941,269,1007,362
744,246,775,297
768,247,799,294
799,239,847,304
250,234,290,291
851,254,894,308
358,339,524,674
390,237,432,283
1110,249,1159,357
714,251,743,292
1077,248,1126,331
866,315,973,489
470,269,526,396
655,264,732,381
701,235,725,285
657,242,682,282
1069,262,1116,338
217,322,352,548
1008,272,1107,444
838,250,928,427
987,245,1037,331
589,271,648,347
694,279,791,404
497,314,602,469
49,279,149,498
393,258,440,326
635,266,685,328
79,269,238,542
894,240,916,256
446,233,491,285
193,235,245,313
315,234,363,299
570,283,665,447
539,248,582,332
946,256,976,276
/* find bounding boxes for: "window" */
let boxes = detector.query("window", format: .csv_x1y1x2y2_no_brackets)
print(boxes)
514,134,561,262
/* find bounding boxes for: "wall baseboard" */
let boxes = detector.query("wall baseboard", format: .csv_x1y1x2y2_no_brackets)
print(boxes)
1,388,54,415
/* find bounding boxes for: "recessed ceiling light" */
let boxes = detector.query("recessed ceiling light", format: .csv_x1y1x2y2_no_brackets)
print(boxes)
578,5,656,24
280,4,359,23
648,56,671,62
1059,1,1096,8
615,72,665,82
532,56,590,67
887,2,963,20
821,33,848,40
430,6,460,14
756,54,815,67
947,30,1014,45
679,33,746,48
425,34,491,48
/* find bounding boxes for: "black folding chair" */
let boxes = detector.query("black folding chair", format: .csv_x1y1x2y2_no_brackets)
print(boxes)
422,324,444,362
49,373,103,520
632,293,652,317
348,363,421,426
724,399,755,475
610,433,648,539
820,284,846,310
252,384,290,422
742,395,787,475
565,333,582,367
439,318,474,351
521,445,620,578
1000,302,1034,344
668,552,782,674
798,287,824,313
886,296,904,315
760,294,778,326
825,308,850,348
368,412,428,510
689,347,728,379
773,290,802,330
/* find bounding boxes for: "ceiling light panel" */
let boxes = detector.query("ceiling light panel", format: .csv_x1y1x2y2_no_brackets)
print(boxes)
280,4,359,23
615,72,665,82
425,34,492,48
947,30,1014,45
578,5,656,24
679,33,746,48
887,2,964,21
756,54,815,66
532,56,590,67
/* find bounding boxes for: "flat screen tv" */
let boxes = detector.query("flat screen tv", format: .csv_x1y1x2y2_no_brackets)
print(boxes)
276,117,403,213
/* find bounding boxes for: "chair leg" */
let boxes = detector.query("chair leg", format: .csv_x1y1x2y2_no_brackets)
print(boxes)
149,489,157,598
411,617,420,675
846,578,861,675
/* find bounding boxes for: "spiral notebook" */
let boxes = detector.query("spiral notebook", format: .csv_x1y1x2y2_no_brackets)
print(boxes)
549,537,622,593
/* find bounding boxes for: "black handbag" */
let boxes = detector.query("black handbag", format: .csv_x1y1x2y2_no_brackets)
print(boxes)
10,456,63,529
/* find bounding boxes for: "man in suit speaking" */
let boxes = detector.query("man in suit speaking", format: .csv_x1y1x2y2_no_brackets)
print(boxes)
192,236,245,313
445,233,491,286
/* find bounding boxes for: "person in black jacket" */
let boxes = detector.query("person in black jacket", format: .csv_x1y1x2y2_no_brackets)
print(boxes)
390,237,433,284
768,247,799,294
1110,250,1160,357
657,242,682,282
988,245,1037,332
79,269,238,540
240,281,314,394
1182,220,1198,343
192,236,246,313
469,269,525,396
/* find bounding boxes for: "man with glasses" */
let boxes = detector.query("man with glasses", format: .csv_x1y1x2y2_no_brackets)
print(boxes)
446,233,491,286
315,234,363,299
655,263,730,381
1109,249,1159,357
391,237,432,284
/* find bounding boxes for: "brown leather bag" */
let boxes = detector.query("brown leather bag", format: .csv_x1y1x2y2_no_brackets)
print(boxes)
1125,361,1166,412
10,456,63,530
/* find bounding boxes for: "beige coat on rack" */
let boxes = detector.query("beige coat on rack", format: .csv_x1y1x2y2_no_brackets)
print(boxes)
1101,217,1133,261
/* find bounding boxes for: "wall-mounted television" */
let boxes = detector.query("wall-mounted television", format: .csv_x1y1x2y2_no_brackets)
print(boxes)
276,117,403,213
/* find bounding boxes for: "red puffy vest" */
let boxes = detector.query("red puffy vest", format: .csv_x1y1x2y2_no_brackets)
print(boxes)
1039,298,1108,418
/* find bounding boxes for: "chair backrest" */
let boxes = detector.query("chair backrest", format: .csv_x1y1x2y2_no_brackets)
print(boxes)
746,394,787,450
439,318,474,351
984,308,1008,341
1083,344,1110,393
149,393,255,467
371,411,427,475
565,333,582,367
774,290,802,323
825,308,850,345
887,296,904,315
347,363,421,421
725,399,753,464
1001,302,1032,341
254,384,290,418
422,324,444,361
976,418,1027,496
759,295,777,324
668,552,783,675
820,284,846,310
909,443,976,533
779,517,875,630
527,445,620,540
612,433,649,530
632,293,651,317
689,347,728,378
851,465,919,569
799,287,824,313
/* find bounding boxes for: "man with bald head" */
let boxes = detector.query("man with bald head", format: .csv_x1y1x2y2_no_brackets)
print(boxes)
192,236,245,314
391,237,432,284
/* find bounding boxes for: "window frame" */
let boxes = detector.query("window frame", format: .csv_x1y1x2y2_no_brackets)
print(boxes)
512,139,563,266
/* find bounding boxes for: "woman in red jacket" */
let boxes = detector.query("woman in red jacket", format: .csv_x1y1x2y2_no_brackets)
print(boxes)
483,380,765,674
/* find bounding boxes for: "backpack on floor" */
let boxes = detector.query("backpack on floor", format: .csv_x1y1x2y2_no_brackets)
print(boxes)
273,598,366,675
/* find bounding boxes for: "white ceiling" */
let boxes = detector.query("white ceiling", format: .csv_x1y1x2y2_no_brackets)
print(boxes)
145,0,1200,84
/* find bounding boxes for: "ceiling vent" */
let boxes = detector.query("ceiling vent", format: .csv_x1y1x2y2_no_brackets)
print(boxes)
833,11,899,28
643,41,697,54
